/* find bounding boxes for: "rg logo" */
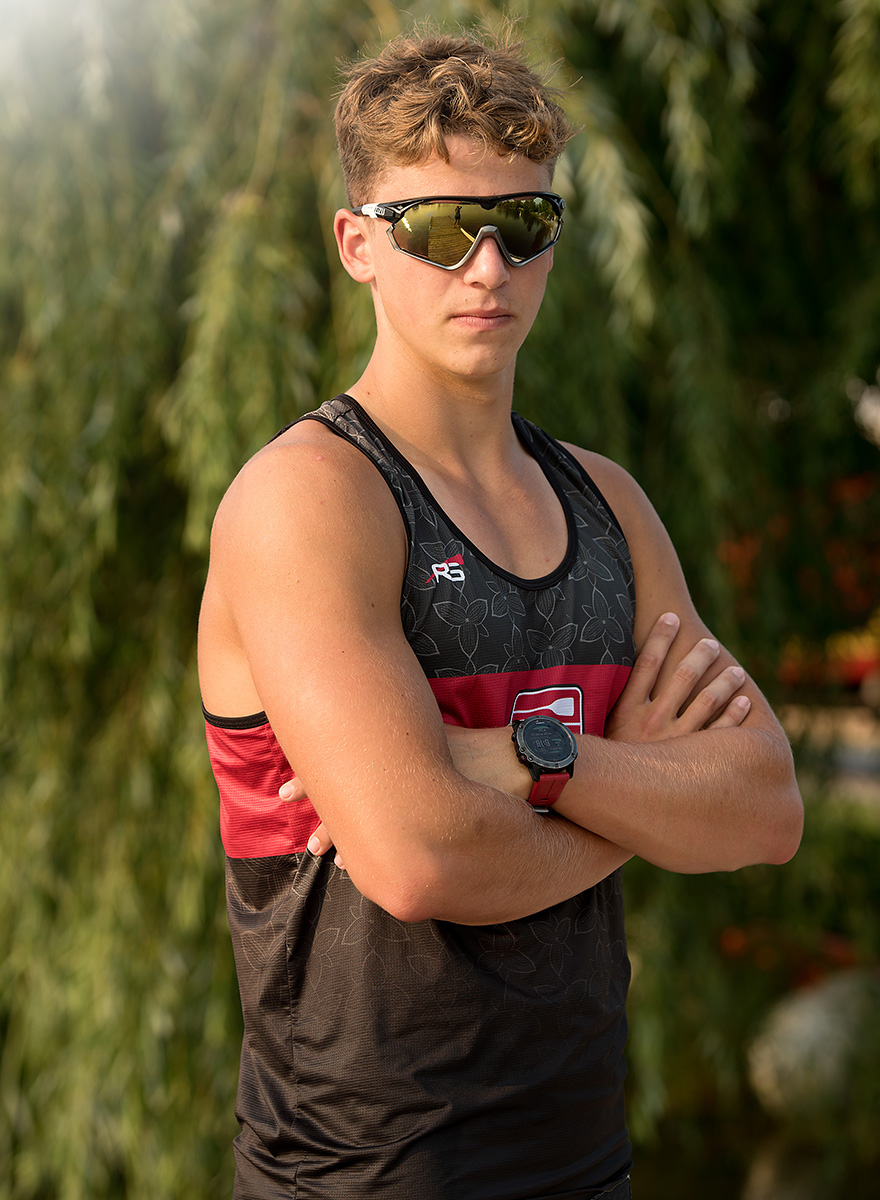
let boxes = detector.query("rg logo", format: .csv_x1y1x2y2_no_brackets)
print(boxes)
427,554,466,584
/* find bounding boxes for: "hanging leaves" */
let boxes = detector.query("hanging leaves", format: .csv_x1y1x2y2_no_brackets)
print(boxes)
1,2,879,1196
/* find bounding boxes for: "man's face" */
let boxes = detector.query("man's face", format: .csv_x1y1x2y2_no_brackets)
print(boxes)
352,136,556,389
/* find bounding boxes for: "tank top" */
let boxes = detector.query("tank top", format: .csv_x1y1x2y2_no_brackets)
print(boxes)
204,395,637,1199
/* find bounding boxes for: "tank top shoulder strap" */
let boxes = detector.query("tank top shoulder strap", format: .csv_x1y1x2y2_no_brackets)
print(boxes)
295,393,380,450
292,394,418,532
512,412,628,540
285,397,629,556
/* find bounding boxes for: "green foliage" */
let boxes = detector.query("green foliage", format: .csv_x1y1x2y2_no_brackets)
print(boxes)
515,0,880,669
1,1,879,1197
624,787,880,1154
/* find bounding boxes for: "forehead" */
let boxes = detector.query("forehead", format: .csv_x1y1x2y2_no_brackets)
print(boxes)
371,134,553,200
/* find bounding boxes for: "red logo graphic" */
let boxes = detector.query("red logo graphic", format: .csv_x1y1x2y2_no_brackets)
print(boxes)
426,554,465,585
510,686,584,733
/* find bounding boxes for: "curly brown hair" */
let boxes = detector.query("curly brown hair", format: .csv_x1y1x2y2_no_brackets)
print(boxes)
334,30,575,206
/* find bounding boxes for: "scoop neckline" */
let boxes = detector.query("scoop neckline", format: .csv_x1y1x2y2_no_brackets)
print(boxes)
336,394,578,591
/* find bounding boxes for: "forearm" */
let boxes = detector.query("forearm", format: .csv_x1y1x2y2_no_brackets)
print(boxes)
440,616,804,875
341,776,632,925
555,725,802,873
443,718,802,875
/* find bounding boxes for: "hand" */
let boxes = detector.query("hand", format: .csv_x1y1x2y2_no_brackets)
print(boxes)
277,777,341,864
284,612,751,859
605,612,750,743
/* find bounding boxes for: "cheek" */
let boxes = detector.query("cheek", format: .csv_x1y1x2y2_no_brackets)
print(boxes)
517,268,550,319
372,276,441,343
374,259,444,316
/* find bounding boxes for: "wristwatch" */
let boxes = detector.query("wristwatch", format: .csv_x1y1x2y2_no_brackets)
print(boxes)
511,715,578,812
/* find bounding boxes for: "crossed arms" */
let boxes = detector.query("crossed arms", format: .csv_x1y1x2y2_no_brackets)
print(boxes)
199,424,803,925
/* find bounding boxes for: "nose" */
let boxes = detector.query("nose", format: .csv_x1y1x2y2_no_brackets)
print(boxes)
460,230,511,287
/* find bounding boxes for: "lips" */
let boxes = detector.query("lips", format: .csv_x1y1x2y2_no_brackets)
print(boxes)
452,309,511,321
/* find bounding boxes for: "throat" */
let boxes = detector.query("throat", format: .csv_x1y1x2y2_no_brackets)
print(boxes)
343,388,571,579
419,459,570,581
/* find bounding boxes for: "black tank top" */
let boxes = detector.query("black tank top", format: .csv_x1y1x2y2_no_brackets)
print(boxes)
205,396,637,1199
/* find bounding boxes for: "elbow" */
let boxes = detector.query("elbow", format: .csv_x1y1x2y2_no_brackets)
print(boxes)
751,743,804,864
753,733,804,866
347,854,452,924
378,887,440,925
763,784,804,865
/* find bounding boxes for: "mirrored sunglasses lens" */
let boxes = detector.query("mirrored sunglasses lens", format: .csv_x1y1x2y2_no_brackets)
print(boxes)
395,203,474,265
393,198,559,266
479,198,559,262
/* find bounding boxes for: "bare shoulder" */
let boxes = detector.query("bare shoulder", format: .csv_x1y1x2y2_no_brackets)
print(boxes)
199,417,409,716
216,417,398,530
208,417,408,599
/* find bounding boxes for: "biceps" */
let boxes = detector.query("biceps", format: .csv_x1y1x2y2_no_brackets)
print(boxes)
253,618,452,836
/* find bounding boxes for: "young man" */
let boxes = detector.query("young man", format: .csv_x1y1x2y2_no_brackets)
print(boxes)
198,31,803,1200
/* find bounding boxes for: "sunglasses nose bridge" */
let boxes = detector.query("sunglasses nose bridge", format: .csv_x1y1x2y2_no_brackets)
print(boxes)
460,225,519,270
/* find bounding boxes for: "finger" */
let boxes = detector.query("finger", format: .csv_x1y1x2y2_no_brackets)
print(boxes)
644,636,722,722
709,693,751,730
279,775,308,803
668,636,723,703
621,613,681,707
677,663,746,732
306,822,335,857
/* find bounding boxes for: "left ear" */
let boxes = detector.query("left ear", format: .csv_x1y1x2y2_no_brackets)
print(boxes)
334,209,376,283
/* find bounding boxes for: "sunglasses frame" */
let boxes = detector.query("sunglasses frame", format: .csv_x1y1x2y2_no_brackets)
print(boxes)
352,192,566,271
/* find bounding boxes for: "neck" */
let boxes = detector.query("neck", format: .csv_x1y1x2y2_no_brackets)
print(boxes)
347,350,520,477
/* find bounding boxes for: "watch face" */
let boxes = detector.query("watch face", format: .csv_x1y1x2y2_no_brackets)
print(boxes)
519,717,577,769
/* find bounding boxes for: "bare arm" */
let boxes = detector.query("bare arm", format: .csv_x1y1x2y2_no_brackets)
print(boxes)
295,612,754,868
373,614,800,875
367,454,803,874
554,451,803,872
201,425,629,926
295,454,803,876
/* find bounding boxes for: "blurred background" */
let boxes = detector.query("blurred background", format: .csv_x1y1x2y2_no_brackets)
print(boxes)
1,0,878,1196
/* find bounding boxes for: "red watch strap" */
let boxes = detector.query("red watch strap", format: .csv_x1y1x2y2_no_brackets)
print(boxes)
527,772,570,807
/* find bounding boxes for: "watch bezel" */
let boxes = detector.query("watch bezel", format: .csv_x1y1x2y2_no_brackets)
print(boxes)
513,715,578,772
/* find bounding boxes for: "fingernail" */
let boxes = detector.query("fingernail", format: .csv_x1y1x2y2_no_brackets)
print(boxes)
704,638,719,651
730,666,745,682
661,612,679,626
307,836,321,855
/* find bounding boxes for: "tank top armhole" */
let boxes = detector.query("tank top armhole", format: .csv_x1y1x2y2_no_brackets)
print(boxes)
202,702,268,729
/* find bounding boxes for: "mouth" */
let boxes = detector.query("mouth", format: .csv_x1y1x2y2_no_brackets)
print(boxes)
451,309,512,326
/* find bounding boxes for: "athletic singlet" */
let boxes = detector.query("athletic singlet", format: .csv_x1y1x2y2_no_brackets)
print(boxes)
204,395,637,1200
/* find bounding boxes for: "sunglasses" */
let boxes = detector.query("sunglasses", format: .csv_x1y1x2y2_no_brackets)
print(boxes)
352,192,565,271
